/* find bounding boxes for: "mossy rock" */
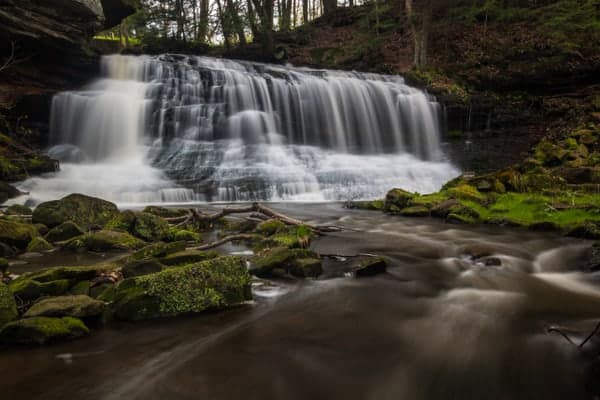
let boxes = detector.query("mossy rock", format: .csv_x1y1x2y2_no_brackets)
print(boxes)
104,210,136,232
399,206,430,217
45,221,84,243
32,193,119,229
0,219,40,248
107,256,252,321
165,227,201,242
26,237,53,252
494,168,522,191
0,316,89,345
121,259,164,278
344,200,385,211
447,184,487,203
0,282,17,328
5,204,32,215
8,279,71,301
256,219,286,236
0,257,8,273
566,222,600,240
142,206,188,218
384,188,414,211
16,265,107,284
24,295,105,318
34,224,48,235
126,241,187,262
70,280,90,295
64,230,145,252
288,258,323,278
251,247,319,277
430,199,461,218
0,182,22,204
160,250,219,266
132,212,170,242
518,173,566,192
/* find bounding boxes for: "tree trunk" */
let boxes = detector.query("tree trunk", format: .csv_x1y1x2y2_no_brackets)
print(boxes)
405,0,429,68
302,0,308,23
247,0,260,38
216,0,232,48
198,0,210,42
323,0,335,15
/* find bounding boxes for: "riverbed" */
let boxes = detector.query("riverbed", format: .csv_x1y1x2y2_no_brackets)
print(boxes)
0,203,597,399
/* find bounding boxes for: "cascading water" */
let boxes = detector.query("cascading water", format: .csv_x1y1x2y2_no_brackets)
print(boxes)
18,54,460,205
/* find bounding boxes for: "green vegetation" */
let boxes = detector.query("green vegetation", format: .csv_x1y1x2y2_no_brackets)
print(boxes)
0,316,89,345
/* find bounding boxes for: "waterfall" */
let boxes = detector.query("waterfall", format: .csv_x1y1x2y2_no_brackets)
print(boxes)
19,54,460,205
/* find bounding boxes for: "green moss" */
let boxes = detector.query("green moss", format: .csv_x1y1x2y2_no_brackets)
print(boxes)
251,247,318,277
104,210,136,232
64,230,145,252
0,283,17,328
132,212,170,241
24,295,105,318
126,241,187,262
399,205,430,217
255,219,286,236
70,280,90,296
109,256,252,321
385,188,414,211
26,237,53,252
142,206,188,218
45,221,84,243
447,184,487,203
0,316,89,345
0,219,40,248
164,227,201,242
5,204,32,215
32,194,119,229
9,279,71,301
346,200,385,210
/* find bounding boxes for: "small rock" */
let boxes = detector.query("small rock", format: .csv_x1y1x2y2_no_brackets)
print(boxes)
354,257,387,277
27,237,53,252
0,316,89,345
24,295,105,318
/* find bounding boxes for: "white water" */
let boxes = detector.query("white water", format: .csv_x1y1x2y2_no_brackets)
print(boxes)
16,55,460,206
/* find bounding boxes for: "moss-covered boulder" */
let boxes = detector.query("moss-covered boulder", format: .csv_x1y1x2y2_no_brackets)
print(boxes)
24,295,105,318
0,283,18,328
64,230,145,252
160,250,219,266
0,182,22,204
0,219,40,248
32,193,119,229
256,219,286,235
251,247,322,278
26,237,53,252
447,184,487,203
70,281,90,295
45,221,84,243
5,204,32,215
0,316,89,345
399,206,430,217
121,259,163,278
104,210,137,232
384,188,414,211
288,257,323,278
106,256,252,321
9,279,71,302
132,212,170,242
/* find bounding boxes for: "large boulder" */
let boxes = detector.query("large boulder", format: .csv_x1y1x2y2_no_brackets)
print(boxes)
0,283,18,328
105,256,252,321
131,212,170,242
24,295,105,318
0,219,40,248
0,316,89,345
26,237,53,252
32,194,119,229
45,221,84,243
64,230,145,252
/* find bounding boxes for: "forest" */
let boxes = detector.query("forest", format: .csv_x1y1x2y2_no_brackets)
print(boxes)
0,0,599,399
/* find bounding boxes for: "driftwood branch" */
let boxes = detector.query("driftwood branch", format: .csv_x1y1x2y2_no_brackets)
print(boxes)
547,321,600,349
321,253,381,259
579,320,600,349
194,234,259,250
170,202,342,234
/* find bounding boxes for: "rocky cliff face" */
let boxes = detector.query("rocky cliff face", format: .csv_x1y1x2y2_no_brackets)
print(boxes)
0,0,135,145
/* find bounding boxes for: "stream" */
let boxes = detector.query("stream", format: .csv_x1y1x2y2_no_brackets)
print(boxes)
0,203,597,399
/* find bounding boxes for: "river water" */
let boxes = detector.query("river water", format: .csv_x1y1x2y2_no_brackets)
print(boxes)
0,203,597,399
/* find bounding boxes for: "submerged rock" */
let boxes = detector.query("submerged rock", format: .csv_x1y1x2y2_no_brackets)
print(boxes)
0,283,18,328
24,295,105,318
0,316,89,345
45,221,85,243
64,230,145,252
32,193,119,229
105,256,252,321
353,257,387,277
0,219,40,249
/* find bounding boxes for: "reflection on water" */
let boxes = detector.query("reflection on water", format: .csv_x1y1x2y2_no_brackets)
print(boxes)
0,203,596,400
